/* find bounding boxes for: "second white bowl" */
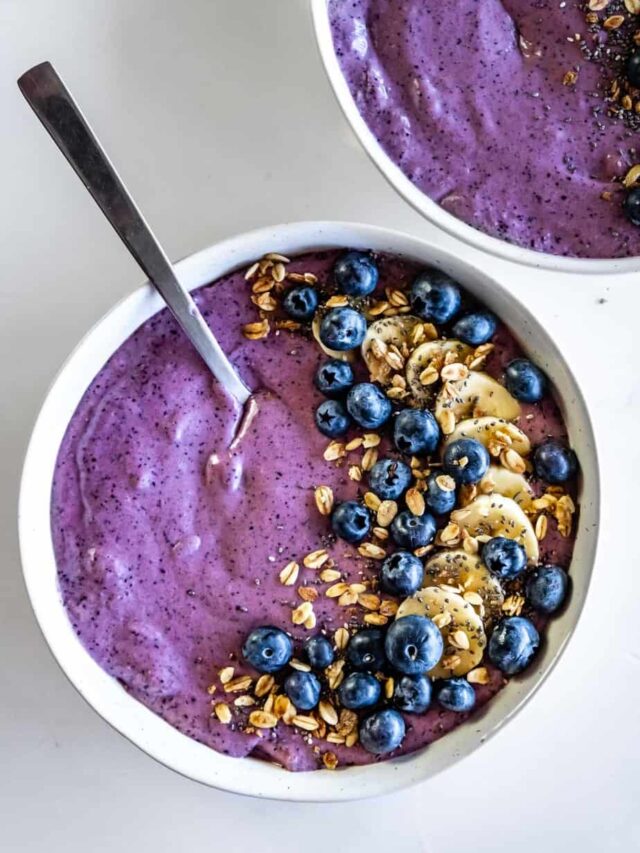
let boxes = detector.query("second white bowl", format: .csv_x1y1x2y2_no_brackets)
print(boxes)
311,0,640,275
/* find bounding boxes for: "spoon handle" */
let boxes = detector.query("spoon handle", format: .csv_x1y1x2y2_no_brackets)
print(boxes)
18,61,251,405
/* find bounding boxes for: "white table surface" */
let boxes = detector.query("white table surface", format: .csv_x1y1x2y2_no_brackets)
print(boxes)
1,1,638,850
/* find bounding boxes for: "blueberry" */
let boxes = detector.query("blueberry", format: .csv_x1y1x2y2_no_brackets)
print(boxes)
346,382,392,429
319,307,367,351
314,399,351,437
443,437,490,485
435,678,476,712
314,358,354,397
380,551,424,597
533,440,577,484
627,48,640,87
282,285,318,321
368,458,412,500
409,270,461,323
242,626,293,673
394,408,440,455
334,251,379,296
504,359,547,403
424,472,457,515
488,617,540,675
390,510,436,549
525,565,570,614
624,186,640,227
284,670,321,711
338,672,381,709
359,708,406,755
304,635,335,670
385,614,444,675
482,536,527,580
346,628,386,672
393,674,432,714
452,311,497,345
331,500,371,544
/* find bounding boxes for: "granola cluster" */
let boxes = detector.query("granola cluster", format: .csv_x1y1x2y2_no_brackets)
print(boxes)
582,0,640,126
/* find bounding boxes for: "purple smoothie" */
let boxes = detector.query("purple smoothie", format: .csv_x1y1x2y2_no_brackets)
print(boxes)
329,0,640,258
52,250,576,771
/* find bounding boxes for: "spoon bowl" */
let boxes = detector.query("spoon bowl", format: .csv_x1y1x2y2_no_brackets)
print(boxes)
19,219,599,801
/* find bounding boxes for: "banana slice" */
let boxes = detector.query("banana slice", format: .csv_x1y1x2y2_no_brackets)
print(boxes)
451,494,539,563
444,416,530,456
312,314,354,362
478,466,534,510
397,586,486,677
423,549,504,618
435,372,521,423
405,339,472,405
361,315,422,383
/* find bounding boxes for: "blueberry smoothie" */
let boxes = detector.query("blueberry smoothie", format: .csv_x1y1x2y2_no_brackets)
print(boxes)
52,248,578,771
329,0,640,258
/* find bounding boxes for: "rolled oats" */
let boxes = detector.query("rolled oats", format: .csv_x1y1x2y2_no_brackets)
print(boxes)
293,715,319,732
364,491,382,511
279,561,299,586
334,626,350,650
326,582,349,598
364,612,388,626
291,601,314,625
535,513,548,540
406,487,425,516
358,542,386,559
379,599,399,617
318,700,339,726
358,592,381,610
254,674,275,697
303,549,329,569
218,666,234,684
502,594,525,617
377,499,398,527
242,319,270,340
224,675,253,694
213,703,232,724
361,447,379,471
450,630,471,650
467,667,490,685
249,710,278,729
323,441,346,462
314,485,334,516
320,568,342,583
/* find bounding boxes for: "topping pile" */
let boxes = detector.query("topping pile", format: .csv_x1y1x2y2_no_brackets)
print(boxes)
580,1,640,221
209,250,578,768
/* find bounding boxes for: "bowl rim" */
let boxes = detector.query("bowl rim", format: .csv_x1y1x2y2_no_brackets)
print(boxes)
311,0,640,275
18,219,600,801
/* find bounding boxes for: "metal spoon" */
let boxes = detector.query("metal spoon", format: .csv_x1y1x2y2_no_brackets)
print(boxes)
18,61,251,405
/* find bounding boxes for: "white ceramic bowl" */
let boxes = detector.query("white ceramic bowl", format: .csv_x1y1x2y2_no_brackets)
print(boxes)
312,0,640,275
19,221,599,801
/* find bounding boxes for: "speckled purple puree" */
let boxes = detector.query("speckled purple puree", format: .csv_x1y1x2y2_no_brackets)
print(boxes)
52,250,576,772
329,0,640,258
